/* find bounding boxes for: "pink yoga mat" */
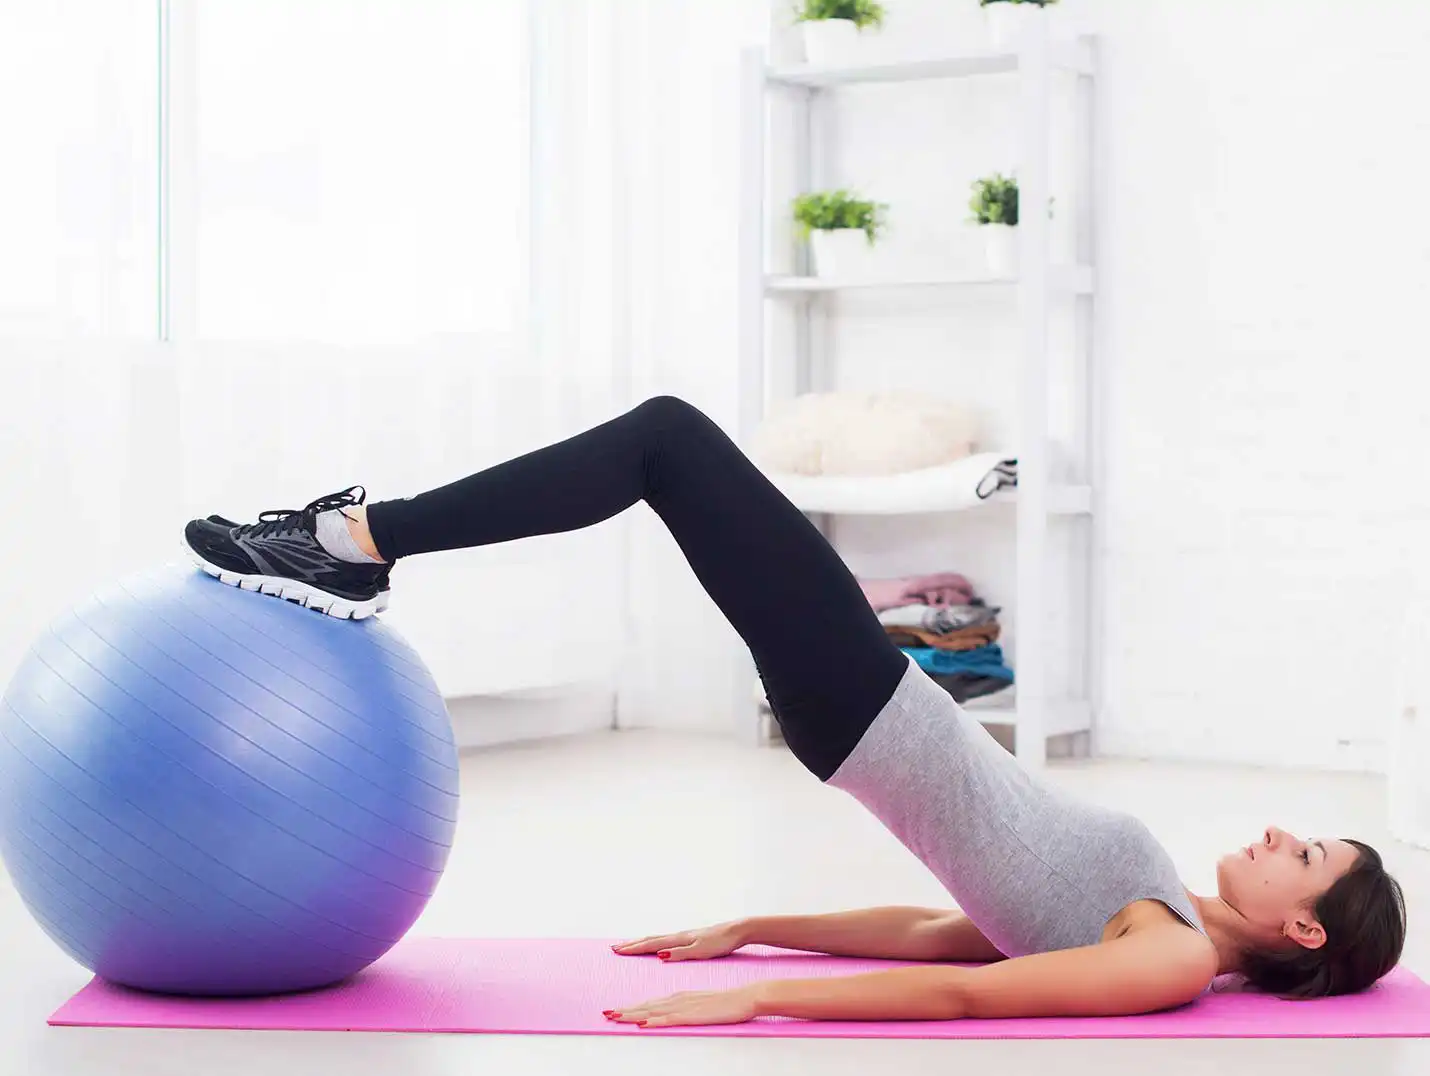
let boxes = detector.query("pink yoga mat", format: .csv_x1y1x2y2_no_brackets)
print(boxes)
49,936,1430,1039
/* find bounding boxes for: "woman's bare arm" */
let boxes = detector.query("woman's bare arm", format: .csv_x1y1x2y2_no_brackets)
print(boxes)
750,923,1217,1023
740,907,1005,963
909,910,1008,962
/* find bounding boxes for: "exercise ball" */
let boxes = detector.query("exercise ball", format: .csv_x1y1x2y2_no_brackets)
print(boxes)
0,563,460,996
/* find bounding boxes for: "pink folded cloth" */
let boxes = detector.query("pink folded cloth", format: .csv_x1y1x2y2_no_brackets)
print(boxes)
859,573,975,613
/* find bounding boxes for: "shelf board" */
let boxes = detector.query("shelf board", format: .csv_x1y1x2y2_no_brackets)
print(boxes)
759,696,1091,739
972,484,1093,518
760,457,1091,518
765,42,1095,89
963,700,1092,739
765,265,1094,296
774,477,1090,518
768,52,1018,88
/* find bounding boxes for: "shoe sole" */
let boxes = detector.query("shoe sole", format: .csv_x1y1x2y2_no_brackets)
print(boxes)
183,543,386,620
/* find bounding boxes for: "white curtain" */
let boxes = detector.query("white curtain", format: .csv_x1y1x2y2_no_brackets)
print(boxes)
0,3,166,684
0,1,158,336
531,0,772,732
172,0,526,344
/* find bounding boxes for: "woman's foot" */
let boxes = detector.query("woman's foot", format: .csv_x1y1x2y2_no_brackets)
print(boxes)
184,486,390,620
203,511,391,612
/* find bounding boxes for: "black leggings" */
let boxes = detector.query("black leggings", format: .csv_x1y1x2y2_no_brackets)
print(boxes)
365,396,907,780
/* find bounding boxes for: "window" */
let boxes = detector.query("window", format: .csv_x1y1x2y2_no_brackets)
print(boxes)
0,1,159,337
184,0,528,342
0,1,528,344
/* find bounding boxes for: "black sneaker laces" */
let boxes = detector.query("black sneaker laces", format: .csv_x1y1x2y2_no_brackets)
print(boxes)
237,485,368,541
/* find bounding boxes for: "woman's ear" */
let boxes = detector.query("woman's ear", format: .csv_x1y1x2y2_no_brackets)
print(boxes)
1285,916,1327,950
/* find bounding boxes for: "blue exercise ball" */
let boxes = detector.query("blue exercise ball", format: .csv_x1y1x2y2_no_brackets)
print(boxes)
0,563,460,997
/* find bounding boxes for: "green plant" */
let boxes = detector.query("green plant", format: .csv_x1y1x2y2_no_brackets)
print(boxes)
980,0,1058,7
968,173,1019,226
793,190,887,243
796,0,886,30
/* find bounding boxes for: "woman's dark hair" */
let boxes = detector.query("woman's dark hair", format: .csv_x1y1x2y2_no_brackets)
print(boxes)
1239,839,1407,998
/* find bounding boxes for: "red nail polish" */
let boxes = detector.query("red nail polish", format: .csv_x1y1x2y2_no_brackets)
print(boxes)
602,1010,614,1017
657,950,670,960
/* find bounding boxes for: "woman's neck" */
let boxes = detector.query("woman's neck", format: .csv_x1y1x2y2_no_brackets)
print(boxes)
1189,894,1260,976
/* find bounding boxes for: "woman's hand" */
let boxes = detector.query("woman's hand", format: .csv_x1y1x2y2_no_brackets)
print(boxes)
604,985,761,1028
611,919,750,962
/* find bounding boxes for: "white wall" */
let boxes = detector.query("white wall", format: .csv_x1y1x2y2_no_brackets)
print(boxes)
763,0,1430,770
1082,0,1430,770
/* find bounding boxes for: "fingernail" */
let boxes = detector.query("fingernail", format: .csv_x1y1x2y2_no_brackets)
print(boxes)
638,1021,648,1028
602,1010,614,1017
657,950,670,960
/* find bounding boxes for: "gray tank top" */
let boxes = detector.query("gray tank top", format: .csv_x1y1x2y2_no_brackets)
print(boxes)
828,657,1205,958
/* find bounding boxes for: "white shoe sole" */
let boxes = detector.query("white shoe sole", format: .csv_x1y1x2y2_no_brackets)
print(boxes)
184,544,387,620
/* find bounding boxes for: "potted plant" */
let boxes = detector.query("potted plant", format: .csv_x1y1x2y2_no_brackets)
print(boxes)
794,189,887,278
980,0,1058,50
969,173,1019,277
795,0,886,66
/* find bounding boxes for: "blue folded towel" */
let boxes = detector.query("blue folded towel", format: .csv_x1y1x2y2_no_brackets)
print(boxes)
902,644,1015,681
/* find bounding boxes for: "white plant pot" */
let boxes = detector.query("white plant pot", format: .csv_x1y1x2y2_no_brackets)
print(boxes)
801,18,862,66
809,228,875,278
984,2,1039,50
982,223,1018,277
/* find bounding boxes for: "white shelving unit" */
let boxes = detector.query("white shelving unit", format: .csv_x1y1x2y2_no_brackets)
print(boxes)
736,27,1098,769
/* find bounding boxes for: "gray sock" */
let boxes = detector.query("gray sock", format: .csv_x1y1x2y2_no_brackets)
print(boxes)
315,509,385,564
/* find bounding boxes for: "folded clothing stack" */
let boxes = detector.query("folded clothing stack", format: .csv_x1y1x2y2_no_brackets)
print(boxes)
858,572,1014,704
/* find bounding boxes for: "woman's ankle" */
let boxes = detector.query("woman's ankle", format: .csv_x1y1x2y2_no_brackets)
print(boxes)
344,505,386,563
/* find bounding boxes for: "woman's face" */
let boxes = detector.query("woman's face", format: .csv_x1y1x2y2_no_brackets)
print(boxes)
1216,826,1362,946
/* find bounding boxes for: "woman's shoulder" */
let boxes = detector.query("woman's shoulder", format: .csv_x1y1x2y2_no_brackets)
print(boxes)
1112,903,1220,979
1106,898,1210,946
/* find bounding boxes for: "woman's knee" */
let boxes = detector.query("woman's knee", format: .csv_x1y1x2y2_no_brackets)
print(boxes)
634,395,705,427
630,396,726,451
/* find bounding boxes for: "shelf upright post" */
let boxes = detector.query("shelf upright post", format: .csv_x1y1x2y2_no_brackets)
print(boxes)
1078,36,1101,758
1014,19,1052,768
737,44,771,745
802,79,828,403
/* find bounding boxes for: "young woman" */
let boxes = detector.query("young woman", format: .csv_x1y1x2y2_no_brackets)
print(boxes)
184,395,1407,1028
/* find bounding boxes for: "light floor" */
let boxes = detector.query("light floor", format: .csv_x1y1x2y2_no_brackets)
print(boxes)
4,729,1428,1076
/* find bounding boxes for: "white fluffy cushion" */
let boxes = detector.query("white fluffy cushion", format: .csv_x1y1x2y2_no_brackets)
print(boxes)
750,391,978,477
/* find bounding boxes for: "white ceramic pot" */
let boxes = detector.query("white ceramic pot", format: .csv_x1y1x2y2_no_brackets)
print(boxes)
984,2,1039,50
982,223,1017,277
809,228,875,278
801,18,862,65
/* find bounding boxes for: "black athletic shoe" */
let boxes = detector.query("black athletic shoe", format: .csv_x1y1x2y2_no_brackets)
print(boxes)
204,512,391,612
184,486,388,619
